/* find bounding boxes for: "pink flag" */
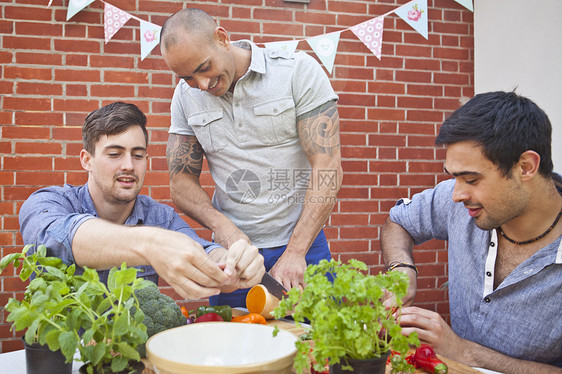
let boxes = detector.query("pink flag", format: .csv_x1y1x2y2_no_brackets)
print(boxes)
104,3,132,44
350,16,385,59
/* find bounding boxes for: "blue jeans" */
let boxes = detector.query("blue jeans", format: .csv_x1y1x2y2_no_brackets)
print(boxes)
209,230,331,308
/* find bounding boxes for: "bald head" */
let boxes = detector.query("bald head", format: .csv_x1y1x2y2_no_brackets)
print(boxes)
161,8,218,51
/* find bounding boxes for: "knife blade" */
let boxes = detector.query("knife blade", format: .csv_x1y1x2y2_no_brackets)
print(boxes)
260,272,289,299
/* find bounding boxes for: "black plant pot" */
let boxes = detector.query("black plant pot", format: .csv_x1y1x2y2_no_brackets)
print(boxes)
329,352,390,374
79,360,145,374
23,339,72,374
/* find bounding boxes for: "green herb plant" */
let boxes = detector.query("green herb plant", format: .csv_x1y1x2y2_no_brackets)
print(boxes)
0,245,151,374
272,259,420,373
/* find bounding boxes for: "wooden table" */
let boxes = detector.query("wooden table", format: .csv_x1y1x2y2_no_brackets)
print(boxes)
142,316,482,374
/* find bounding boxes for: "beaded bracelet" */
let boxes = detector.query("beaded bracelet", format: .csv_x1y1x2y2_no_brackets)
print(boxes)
385,262,419,275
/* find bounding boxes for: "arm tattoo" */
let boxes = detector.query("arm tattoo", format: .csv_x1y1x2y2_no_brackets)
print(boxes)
298,100,340,157
166,134,204,177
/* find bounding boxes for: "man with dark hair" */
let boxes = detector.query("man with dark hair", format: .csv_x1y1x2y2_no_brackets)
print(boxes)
159,8,342,307
381,91,562,373
19,102,265,300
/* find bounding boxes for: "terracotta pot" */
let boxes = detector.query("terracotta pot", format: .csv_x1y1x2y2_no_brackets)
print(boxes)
78,360,145,374
329,352,389,374
23,339,72,374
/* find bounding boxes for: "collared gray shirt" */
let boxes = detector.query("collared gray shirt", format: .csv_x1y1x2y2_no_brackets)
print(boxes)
19,183,221,285
169,40,338,247
389,178,562,367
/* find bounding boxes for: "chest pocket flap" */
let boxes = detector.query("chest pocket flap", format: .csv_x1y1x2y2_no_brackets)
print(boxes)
187,109,226,152
254,97,294,117
188,110,224,127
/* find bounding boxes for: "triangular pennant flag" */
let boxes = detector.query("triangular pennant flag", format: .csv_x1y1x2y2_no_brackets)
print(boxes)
306,31,341,74
394,0,428,40
104,3,132,44
350,16,385,60
264,40,300,57
66,0,95,21
454,0,473,12
140,20,162,60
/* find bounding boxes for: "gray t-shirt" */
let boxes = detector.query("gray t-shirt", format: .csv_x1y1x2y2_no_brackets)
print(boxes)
389,178,562,367
170,40,338,247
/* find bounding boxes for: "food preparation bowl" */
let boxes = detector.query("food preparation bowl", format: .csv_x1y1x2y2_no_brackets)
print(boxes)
146,322,297,374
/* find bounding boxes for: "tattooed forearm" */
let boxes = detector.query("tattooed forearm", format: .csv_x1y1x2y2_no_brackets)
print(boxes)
166,134,204,177
298,100,340,157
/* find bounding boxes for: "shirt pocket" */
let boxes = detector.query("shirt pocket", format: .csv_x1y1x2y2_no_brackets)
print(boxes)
252,97,297,145
188,110,227,152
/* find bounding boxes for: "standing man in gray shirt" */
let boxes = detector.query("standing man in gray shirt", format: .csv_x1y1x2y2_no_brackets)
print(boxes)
160,8,342,307
381,91,561,373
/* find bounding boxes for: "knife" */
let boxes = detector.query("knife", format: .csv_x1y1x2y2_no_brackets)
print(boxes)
260,272,289,299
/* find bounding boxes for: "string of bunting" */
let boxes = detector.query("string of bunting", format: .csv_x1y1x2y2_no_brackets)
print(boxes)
50,0,473,65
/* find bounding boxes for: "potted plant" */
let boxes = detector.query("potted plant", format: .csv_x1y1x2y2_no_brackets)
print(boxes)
0,244,151,374
272,258,420,374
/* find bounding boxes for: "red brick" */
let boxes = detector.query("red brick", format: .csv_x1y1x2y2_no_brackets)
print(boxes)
14,52,62,65
337,187,369,199
3,36,51,50
15,21,62,36
54,69,101,82
4,66,52,81
54,39,100,54
16,82,62,96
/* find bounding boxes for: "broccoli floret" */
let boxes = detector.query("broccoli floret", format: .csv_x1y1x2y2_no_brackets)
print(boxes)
133,282,185,357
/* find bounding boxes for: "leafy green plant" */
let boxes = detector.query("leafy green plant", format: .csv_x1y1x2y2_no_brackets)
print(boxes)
0,245,151,374
272,259,420,373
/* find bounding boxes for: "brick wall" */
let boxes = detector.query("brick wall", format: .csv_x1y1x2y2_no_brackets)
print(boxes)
0,0,473,352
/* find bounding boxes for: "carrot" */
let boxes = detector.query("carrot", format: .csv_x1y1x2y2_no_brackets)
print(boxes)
231,313,267,325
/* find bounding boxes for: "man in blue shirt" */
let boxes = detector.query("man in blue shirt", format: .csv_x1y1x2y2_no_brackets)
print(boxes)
381,91,561,373
19,102,265,300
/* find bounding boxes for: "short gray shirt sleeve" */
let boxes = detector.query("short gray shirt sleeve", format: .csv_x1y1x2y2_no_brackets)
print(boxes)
389,179,457,244
291,51,338,116
170,83,195,137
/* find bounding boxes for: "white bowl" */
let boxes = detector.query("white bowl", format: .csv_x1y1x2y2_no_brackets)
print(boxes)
146,322,298,374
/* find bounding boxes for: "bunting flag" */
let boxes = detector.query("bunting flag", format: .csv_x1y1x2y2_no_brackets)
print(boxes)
454,0,473,12
306,31,341,74
350,16,385,60
264,40,300,57
56,0,470,63
66,0,95,21
140,20,162,60
104,3,132,44
394,0,429,40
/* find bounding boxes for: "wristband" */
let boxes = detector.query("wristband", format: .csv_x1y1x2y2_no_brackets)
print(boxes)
385,262,418,275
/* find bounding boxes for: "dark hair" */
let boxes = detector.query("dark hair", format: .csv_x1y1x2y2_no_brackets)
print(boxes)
435,91,553,178
82,102,148,155
160,8,217,50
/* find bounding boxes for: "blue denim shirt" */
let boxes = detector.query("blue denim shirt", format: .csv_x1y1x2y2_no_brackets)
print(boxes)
389,178,562,367
19,183,221,285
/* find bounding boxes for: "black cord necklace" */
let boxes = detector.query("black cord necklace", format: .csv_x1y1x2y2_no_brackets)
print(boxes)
497,208,562,245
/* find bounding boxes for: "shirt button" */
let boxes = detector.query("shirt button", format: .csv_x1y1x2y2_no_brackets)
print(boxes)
484,297,491,303
235,103,240,107
238,123,243,127
490,242,495,247
486,271,492,277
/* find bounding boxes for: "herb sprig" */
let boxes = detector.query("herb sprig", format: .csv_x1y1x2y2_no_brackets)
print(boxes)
273,258,419,373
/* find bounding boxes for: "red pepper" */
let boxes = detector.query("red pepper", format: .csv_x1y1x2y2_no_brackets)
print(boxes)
195,312,224,323
412,344,448,374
